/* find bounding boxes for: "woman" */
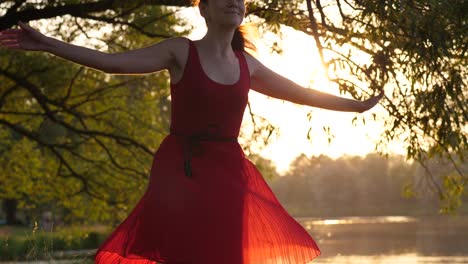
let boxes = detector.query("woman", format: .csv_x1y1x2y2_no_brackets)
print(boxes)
0,0,383,263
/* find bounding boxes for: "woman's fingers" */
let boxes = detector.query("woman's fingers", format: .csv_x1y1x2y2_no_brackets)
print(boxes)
0,40,19,45
0,30,22,44
0,34,20,46
359,92,384,112
0,42,21,49
0,28,22,34
2,44,21,49
0,32,21,49
1,39,18,44
0,29,23,34
0,25,26,49
0,21,30,37
0,33,19,41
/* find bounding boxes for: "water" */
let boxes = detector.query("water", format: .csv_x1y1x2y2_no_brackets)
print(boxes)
295,215,468,263
311,254,468,263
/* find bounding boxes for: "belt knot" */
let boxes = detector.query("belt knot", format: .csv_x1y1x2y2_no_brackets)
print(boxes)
169,132,238,178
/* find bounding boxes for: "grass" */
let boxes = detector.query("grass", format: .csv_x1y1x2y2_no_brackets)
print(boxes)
0,221,110,262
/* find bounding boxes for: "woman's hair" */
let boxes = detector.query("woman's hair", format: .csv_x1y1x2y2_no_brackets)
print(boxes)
192,0,257,52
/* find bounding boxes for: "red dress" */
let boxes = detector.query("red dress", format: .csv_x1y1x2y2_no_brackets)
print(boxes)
94,38,321,264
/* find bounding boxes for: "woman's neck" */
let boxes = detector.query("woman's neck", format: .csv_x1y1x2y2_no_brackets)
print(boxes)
199,26,236,59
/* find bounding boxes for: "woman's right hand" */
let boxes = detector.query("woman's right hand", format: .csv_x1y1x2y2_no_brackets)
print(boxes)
0,21,48,51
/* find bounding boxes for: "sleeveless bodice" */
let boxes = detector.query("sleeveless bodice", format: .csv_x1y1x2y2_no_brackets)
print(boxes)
169,38,250,138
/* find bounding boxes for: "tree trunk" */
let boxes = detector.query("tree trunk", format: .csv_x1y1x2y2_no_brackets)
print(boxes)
2,198,21,225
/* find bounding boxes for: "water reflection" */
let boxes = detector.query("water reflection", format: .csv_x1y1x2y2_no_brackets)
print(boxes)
295,215,468,263
299,216,418,226
311,254,468,264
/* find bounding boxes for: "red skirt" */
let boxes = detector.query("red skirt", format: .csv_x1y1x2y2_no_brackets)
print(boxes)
94,134,321,263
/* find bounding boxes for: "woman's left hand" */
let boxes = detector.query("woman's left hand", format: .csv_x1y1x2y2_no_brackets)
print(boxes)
358,91,384,113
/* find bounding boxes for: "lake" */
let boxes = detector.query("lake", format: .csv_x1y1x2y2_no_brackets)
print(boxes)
295,215,468,263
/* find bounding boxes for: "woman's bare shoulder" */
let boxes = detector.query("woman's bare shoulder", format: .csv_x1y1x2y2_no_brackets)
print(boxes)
167,37,191,83
242,51,261,77
166,36,190,68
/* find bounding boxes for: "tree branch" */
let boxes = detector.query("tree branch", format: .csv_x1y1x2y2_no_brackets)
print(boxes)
0,0,192,31
0,68,154,155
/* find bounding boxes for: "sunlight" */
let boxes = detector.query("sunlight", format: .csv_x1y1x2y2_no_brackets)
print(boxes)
298,216,418,226
312,254,468,264
246,28,405,173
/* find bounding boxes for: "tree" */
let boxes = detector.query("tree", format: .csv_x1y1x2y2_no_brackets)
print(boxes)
272,153,468,217
247,153,280,184
0,1,188,224
245,0,467,213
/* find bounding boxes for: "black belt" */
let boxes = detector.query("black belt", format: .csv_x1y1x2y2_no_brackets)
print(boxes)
170,132,238,177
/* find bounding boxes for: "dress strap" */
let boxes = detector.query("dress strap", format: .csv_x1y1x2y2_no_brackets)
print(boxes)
186,38,199,70
235,50,251,87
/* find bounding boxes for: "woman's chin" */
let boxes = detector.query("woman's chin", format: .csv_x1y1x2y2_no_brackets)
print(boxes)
221,19,243,28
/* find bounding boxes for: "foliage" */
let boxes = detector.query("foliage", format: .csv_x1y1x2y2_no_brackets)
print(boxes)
245,0,467,213
246,153,280,183
0,1,187,224
272,153,468,217
0,222,108,261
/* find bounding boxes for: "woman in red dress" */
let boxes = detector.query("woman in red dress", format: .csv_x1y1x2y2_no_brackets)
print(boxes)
0,0,383,263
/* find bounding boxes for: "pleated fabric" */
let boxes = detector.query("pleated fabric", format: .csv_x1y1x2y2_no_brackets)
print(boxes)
94,37,321,264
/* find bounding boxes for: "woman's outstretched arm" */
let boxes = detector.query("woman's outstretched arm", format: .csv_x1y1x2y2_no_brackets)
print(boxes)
0,21,182,74
244,52,384,113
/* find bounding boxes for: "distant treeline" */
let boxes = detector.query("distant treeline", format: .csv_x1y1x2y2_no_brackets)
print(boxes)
267,153,468,217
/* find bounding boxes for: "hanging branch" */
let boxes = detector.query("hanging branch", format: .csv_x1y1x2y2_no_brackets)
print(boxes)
305,0,328,79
